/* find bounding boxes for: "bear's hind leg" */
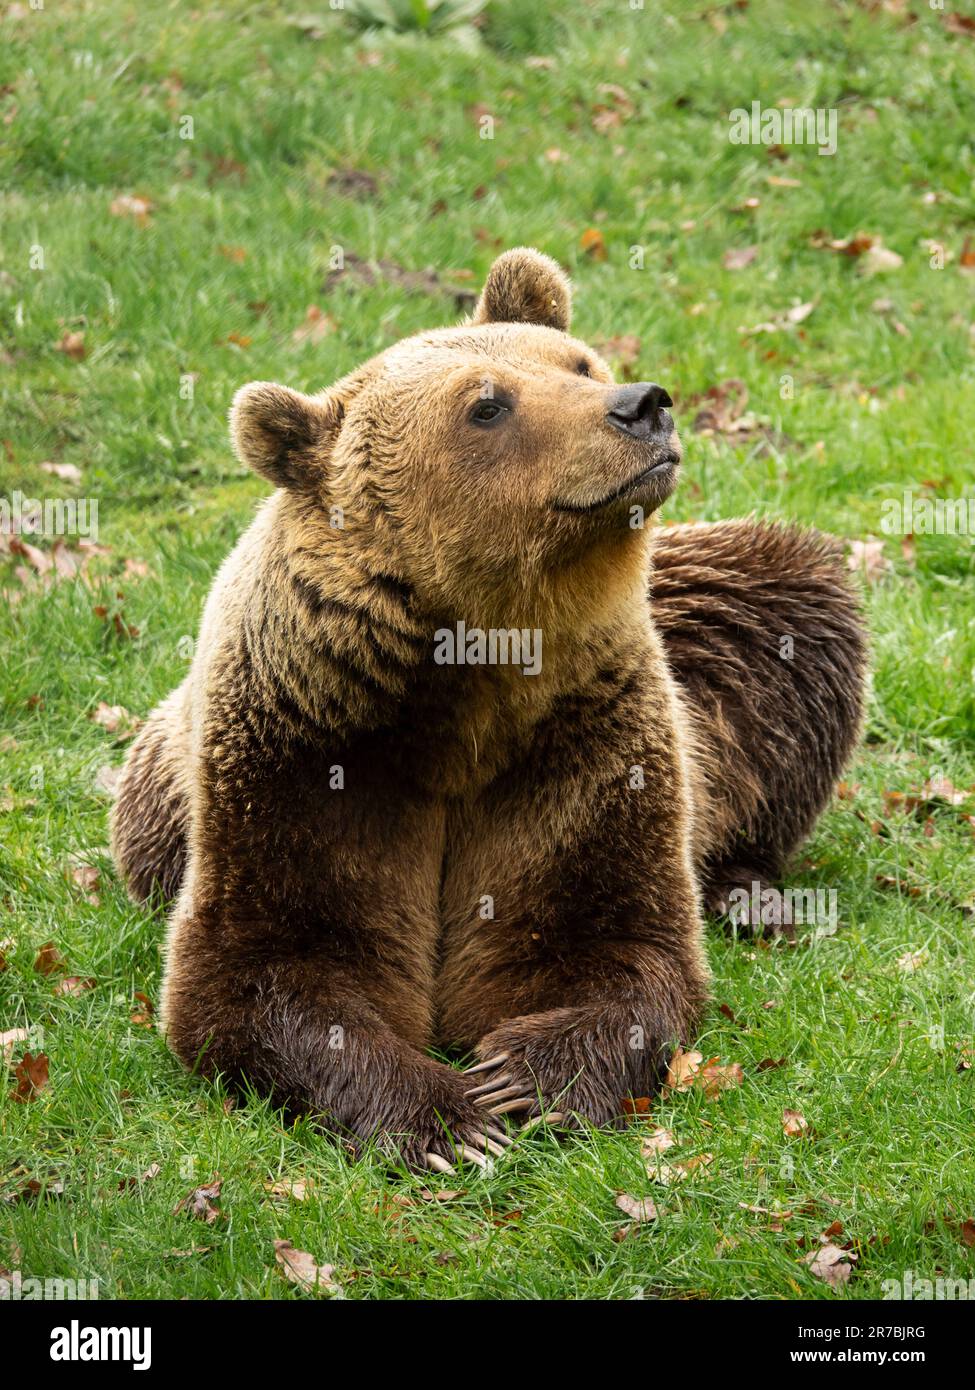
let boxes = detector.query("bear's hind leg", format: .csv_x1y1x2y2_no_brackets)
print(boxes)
110,681,191,903
651,519,866,929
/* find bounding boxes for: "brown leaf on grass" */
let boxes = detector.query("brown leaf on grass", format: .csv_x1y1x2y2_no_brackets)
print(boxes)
956,1045,973,1073
640,1126,676,1158
847,538,890,582
944,13,975,38
55,330,86,361
418,1188,464,1203
960,1219,975,1248
756,1057,788,1072
11,1050,49,1102
804,1242,856,1289
39,461,83,484
4,1175,65,1204
782,1108,810,1138
273,1239,341,1295
118,1163,162,1192
580,227,608,261
225,331,251,349
53,976,95,997
1,1027,30,1069
173,1176,223,1224
130,991,154,1027
622,1095,651,1115
110,194,153,226
896,950,927,973
663,1045,704,1094
67,859,101,905
89,702,142,739
959,237,975,270
615,1192,658,1222
264,1178,315,1202
291,305,337,346
216,244,247,263
686,378,796,453
810,229,876,257
94,764,123,798
647,1153,713,1185
698,1057,745,1099
723,245,758,270
205,154,247,184
9,535,52,575
33,942,65,975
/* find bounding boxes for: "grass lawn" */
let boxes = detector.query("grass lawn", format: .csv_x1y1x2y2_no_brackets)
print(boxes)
1,0,974,1301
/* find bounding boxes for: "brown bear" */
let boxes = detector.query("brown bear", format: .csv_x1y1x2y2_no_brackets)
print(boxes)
110,248,865,1172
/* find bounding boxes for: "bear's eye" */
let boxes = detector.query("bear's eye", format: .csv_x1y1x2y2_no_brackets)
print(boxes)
470,400,509,426
576,359,592,377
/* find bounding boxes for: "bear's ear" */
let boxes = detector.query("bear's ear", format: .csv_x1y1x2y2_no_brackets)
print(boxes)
229,382,343,491
472,247,572,331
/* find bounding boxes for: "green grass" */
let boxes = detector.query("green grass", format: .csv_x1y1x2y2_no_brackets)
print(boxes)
2,0,974,1300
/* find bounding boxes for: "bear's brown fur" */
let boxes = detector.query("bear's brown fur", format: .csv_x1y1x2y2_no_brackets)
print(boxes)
110,248,866,1169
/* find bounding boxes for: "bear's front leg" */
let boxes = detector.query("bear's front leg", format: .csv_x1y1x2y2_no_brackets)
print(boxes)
161,725,511,1174
440,645,711,1128
465,989,698,1127
163,920,509,1172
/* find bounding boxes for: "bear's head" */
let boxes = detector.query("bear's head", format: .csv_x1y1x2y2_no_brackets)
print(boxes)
230,248,680,623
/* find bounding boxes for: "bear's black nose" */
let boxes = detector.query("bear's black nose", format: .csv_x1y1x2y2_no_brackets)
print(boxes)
606,382,674,440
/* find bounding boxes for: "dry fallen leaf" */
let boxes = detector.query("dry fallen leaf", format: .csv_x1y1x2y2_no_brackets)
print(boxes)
55,331,86,361
94,765,123,798
33,942,65,976
90,702,142,739
647,1153,713,1185
782,1108,810,1138
291,305,337,346
11,1050,49,1102
273,1239,341,1295
119,1163,162,1192
130,991,154,1027
580,227,608,261
173,1176,223,1224
110,194,153,226
39,461,83,484
723,245,758,270
640,1126,676,1158
67,860,101,905
847,538,890,582
53,976,96,997
804,1242,856,1289
697,1057,745,1099
896,950,928,973
264,1178,314,1202
615,1192,658,1222
663,1045,704,1094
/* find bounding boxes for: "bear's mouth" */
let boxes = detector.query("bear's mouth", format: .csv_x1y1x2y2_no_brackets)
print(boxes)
551,452,680,515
